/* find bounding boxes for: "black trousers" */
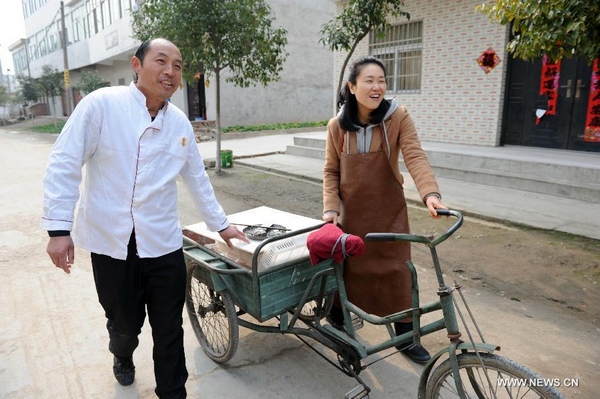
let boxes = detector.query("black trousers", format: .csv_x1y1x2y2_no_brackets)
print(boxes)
91,232,188,399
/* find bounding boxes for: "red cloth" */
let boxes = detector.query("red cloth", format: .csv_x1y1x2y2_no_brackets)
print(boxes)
306,223,365,266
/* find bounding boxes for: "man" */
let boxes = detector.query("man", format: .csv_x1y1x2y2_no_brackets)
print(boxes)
41,38,248,398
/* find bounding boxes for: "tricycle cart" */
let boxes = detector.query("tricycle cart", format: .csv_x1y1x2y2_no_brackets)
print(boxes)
183,209,564,399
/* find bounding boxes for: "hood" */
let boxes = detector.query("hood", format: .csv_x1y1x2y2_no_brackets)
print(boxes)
338,98,399,130
383,98,398,122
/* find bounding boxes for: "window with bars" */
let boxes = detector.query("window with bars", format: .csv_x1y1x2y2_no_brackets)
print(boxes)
370,21,423,94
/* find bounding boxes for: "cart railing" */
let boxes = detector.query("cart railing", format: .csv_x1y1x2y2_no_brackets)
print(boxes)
183,223,337,322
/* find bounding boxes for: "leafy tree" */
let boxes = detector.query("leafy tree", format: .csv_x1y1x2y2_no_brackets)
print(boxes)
320,0,410,100
0,85,9,125
132,0,288,173
17,74,39,105
37,65,65,128
476,0,600,62
77,70,110,95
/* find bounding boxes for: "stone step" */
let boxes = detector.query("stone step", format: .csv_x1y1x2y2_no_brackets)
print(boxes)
286,145,325,159
285,136,600,203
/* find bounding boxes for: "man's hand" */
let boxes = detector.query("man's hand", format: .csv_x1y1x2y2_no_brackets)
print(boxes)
46,236,75,274
218,225,250,249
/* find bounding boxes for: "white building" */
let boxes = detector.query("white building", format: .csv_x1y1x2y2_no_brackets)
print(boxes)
10,0,335,126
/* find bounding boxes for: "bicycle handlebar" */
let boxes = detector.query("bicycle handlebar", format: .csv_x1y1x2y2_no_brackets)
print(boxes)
365,209,463,247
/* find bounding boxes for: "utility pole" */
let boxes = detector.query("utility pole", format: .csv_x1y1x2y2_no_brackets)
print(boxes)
60,1,72,115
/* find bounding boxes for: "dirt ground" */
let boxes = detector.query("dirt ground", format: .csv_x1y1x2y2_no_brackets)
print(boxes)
2,127,599,398
202,165,600,326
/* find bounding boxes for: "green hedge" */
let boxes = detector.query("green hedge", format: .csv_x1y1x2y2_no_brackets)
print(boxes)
31,120,328,134
222,121,328,133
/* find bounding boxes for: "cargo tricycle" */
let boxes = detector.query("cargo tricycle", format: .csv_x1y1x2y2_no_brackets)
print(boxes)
182,209,563,398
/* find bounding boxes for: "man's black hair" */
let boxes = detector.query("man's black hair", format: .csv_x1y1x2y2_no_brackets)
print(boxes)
133,39,154,83
134,39,154,64
338,56,390,131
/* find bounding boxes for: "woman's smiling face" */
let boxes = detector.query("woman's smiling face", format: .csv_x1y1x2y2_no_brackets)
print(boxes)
348,63,387,121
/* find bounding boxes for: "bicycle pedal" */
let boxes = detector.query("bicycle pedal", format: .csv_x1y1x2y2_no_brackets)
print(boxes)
345,384,369,399
351,315,364,331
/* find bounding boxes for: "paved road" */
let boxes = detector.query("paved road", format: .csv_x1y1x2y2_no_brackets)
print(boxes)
0,129,596,398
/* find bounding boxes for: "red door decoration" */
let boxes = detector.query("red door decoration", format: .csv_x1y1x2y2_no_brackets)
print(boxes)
476,47,501,74
537,55,561,124
584,59,600,143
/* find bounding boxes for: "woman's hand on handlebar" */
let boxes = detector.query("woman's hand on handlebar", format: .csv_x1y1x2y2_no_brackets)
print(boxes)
323,210,339,225
425,195,447,218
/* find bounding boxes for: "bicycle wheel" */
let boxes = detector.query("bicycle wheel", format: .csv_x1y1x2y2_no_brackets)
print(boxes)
298,292,335,322
185,264,239,363
426,352,564,399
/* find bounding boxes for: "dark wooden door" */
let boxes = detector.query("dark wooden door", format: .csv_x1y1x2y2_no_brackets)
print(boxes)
187,74,207,121
503,56,599,152
564,59,594,151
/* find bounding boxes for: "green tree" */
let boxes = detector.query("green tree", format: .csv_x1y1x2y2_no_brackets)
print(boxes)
132,0,288,173
476,0,600,62
17,74,39,105
37,65,65,128
320,0,410,101
77,70,110,95
0,85,9,125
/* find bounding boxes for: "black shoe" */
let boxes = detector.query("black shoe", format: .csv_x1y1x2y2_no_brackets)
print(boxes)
113,356,135,386
396,342,431,364
325,305,345,331
394,322,431,364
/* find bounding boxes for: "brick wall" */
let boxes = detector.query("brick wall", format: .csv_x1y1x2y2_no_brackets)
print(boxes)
333,0,509,146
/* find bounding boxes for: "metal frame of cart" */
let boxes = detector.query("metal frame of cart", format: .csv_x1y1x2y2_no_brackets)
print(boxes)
183,210,564,399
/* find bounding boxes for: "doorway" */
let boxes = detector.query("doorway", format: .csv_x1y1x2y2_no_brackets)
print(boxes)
187,74,207,121
502,56,599,152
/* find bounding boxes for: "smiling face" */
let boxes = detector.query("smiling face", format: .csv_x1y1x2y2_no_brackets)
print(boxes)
132,39,182,113
347,63,387,123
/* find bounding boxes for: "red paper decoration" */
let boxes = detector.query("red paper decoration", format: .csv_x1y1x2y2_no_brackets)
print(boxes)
477,47,501,74
584,59,600,142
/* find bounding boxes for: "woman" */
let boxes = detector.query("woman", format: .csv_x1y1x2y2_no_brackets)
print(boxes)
322,56,446,364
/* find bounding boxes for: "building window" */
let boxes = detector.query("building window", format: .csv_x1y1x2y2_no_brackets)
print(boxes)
370,21,423,94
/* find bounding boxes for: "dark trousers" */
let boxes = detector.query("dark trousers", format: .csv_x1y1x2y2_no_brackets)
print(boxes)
91,232,188,399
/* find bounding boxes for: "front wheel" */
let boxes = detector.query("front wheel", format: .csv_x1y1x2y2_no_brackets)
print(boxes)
426,352,564,399
185,263,239,363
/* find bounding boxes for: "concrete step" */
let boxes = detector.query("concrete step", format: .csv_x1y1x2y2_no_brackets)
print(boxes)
285,136,600,203
285,136,326,159
293,136,326,149
286,145,326,159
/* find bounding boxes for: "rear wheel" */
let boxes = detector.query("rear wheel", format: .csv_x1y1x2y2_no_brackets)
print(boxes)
426,352,564,399
298,292,335,322
185,264,239,363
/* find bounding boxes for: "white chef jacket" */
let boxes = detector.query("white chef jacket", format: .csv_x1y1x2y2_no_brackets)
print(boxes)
41,83,229,260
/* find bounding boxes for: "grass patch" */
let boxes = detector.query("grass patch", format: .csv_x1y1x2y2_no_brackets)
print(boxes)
222,120,327,133
29,120,329,135
31,121,66,134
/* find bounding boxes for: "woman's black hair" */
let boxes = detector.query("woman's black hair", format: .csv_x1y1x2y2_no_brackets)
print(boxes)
338,56,390,131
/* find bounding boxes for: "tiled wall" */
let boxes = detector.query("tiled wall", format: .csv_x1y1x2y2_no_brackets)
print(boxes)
333,0,509,146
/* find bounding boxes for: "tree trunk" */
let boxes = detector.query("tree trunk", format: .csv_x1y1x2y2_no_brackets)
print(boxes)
335,29,371,112
215,68,222,174
52,97,58,129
